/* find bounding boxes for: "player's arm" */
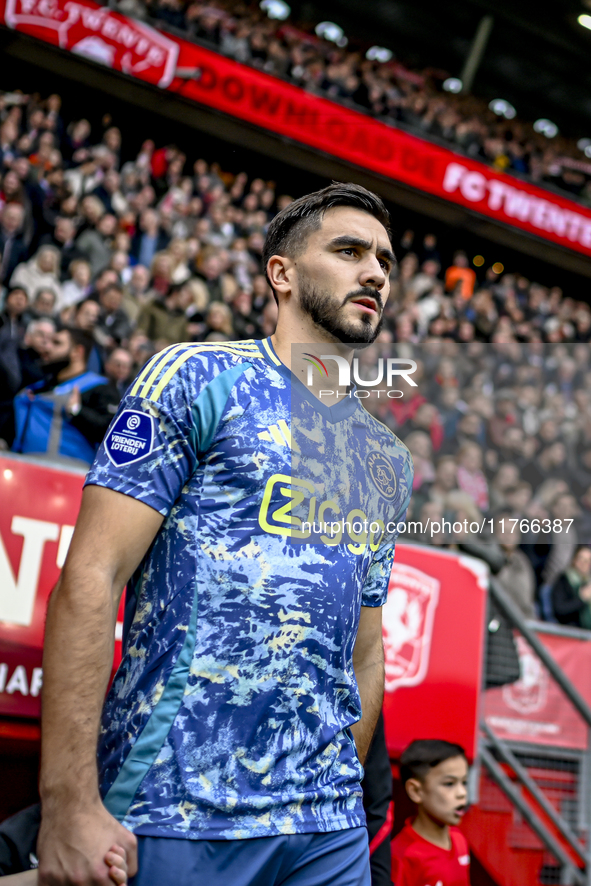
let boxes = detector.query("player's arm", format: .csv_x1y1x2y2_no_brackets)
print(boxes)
38,485,164,886
350,605,385,765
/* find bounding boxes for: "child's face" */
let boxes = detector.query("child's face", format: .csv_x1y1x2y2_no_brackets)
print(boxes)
411,755,469,826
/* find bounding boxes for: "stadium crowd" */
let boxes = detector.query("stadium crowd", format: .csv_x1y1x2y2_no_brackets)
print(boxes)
113,0,591,203
0,88,590,626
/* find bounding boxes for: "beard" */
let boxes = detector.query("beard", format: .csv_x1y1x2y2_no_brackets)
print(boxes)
299,281,384,348
42,357,70,377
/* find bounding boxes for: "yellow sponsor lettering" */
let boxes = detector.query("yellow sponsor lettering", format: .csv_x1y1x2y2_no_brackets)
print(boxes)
259,474,316,539
259,475,372,554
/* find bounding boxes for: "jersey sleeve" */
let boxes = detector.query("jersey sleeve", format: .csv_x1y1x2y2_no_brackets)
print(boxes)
84,345,205,515
361,449,413,608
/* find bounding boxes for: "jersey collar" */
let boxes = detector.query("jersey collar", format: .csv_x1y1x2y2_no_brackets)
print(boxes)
258,338,360,424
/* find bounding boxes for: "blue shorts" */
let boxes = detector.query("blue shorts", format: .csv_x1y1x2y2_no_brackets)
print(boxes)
130,827,370,886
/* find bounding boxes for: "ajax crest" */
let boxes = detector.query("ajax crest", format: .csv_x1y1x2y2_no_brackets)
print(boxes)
383,563,440,692
366,451,397,501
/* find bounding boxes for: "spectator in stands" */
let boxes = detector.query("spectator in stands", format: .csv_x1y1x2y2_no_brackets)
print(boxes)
63,346,132,448
494,513,536,619
130,208,169,267
19,317,55,383
30,287,58,320
135,283,190,345
456,442,489,512
201,301,234,340
551,547,591,629
0,203,28,286
488,463,520,511
122,264,151,323
11,326,106,464
10,245,62,303
76,212,116,277
427,455,458,507
102,346,133,398
444,251,476,300
60,258,92,309
194,248,237,304
0,305,54,446
231,289,261,340
94,283,132,349
40,216,84,279
0,286,29,343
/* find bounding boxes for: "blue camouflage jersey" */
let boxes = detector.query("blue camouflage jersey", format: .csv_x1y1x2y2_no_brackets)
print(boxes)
85,337,413,840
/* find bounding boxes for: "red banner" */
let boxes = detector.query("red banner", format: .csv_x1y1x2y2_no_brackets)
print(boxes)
0,454,122,719
484,629,591,751
2,0,591,258
382,547,488,763
3,0,179,87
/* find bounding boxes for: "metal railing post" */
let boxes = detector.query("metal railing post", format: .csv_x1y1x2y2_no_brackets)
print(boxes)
482,720,586,865
480,745,585,886
485,578,591,883
489,579,591,727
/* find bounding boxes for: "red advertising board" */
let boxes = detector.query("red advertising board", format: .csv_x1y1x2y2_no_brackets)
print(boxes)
484,629,591,750
0,454,122,720
3,0,179,87
2,0,591,258
382,546,488,763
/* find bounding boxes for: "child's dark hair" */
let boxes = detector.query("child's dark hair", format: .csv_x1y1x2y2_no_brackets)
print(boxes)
400,739,467,786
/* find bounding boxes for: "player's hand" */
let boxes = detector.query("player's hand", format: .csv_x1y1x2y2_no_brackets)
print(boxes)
580,583,591,602
66,386,81,417
105,844,129,885
38,800,138,886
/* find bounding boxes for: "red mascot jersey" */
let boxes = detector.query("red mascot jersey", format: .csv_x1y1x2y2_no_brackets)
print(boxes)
391,819,471,886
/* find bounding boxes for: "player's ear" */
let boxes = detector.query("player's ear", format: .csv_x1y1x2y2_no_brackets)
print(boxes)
267,254,294,298
405,777,424,804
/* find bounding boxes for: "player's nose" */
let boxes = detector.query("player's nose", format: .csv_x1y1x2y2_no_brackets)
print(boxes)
358,253,387,290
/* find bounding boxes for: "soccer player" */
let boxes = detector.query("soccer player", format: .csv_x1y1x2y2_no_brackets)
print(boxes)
392,740,471,886
37,183,413,886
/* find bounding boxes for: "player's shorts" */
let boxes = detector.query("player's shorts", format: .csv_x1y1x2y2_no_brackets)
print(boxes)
130,826,370,886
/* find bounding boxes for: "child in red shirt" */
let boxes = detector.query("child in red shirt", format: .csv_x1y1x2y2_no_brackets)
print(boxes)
392,739,471,886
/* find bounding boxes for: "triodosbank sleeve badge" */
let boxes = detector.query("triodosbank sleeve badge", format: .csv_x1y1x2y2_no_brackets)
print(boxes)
105,410,155,466
366,451,398,501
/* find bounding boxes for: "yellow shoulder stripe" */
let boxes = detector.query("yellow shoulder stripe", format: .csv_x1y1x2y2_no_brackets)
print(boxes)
262,338,281,365
131,343,189,397
144,343,264,402
130,341,262,399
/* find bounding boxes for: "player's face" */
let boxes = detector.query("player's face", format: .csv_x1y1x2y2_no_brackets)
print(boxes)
294,206,394,346
416,756,469,826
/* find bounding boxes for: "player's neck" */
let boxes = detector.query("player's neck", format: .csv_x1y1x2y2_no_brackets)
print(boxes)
270,316,353,372
270,316,356,406
411,810,452,850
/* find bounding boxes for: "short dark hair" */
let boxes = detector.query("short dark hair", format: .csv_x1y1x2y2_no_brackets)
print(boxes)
263,182,392,302
102,283,123,296
75,297,99,315
400,739,467,786
62,326,95,363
